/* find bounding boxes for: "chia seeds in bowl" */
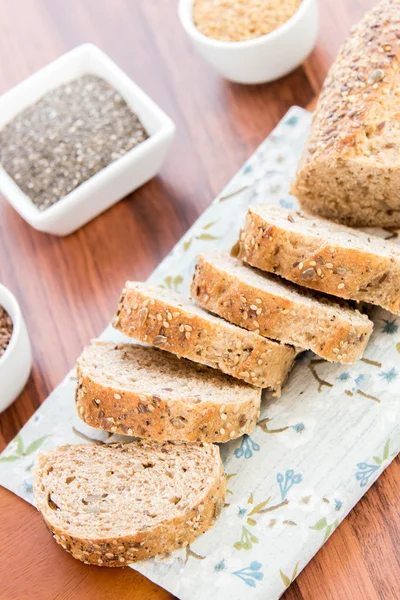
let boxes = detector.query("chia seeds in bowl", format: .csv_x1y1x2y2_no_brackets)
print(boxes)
0,305,13,358
0,74,148,211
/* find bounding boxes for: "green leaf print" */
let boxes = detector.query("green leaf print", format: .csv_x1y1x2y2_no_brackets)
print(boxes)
15,435,24,456
203,221,217,230
233,525,259,551
248,497,271,516
310,518,327,531
396,342,400,353
196,233,220,241
292,561,299,580
162,275,184,292
0,434,51,462
183,239,192,252
279,570,291,588
373,456,383,465
383,439,390,460
0,455,20,462
24,436,50,455
279,561,300,589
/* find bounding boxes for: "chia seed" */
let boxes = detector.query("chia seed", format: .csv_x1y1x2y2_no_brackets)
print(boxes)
0,74,148,211
0,305,13,357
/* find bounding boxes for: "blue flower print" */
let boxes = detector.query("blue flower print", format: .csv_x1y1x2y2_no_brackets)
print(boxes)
356,462,380,487
277,469,302,501
291,422,305,433
23,480,33,494
356,440,391,487
331,369,369,397
233,561,264,588
279,198,293,209
234,435,260,459
214,559,225,573
334,499,343,511
238,507,247,518
382,319,398,335
354,374,366,387
337,372,351,382
379,367,398,383
285,115,299,127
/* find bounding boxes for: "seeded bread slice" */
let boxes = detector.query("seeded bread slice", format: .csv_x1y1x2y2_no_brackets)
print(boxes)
191,251,373,364
239,205,400,315
76,340,261,443
113,282,297,393
33,440,225,566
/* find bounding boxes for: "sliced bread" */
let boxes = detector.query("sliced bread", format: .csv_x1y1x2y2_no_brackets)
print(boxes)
33,440,225,566
113,282,297,393
76,340,261,443
191,251,373,364
239,205,400,315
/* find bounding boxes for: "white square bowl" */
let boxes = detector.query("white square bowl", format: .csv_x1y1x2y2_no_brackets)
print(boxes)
0,44,175,236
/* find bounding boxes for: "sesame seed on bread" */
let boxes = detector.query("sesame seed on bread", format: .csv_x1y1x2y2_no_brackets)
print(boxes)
239,205,400,315
33,441,225,566
191,250,373,364
76,340,261,443
113,282,297,393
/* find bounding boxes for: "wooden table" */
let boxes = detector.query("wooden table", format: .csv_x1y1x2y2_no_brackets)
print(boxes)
0,1,398,599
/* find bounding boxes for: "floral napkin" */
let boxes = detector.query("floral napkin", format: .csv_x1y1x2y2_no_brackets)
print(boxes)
0,107,398,600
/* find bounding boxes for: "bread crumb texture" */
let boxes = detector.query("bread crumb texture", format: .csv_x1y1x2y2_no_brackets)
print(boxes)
33,441,226,566
113,282,297,392
76,340,261,442
191,250,373,364
239,205,400,315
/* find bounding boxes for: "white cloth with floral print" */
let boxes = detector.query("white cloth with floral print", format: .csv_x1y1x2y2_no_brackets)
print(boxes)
0,107,399,600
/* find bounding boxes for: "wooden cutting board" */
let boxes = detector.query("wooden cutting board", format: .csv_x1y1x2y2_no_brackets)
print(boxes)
0,1,398,599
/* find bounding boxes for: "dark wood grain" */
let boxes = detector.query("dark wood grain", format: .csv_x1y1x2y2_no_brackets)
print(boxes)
0,0,398,599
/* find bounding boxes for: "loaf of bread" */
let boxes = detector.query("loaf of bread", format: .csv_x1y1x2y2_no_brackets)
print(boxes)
76,340,261,443
291,0,400,227
191,251,373,364
113,282,297,393
33,440,226,566
239,205,400,315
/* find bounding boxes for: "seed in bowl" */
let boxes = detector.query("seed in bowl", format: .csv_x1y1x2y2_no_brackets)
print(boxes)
193,0,303,42
0,74,148,211
0,305,13,357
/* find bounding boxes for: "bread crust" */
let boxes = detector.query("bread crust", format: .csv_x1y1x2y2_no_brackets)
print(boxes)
76,342,261,443
113,283,297,393
291,0,400,227
239,206,400,315
33,442,226,567
191,252,373,364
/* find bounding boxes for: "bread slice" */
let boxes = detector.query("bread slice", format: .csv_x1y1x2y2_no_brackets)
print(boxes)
76,340,261,443
113,282,297,393
33,440,225,566
239,205,400,315
291,0,400,228
191,251,373,364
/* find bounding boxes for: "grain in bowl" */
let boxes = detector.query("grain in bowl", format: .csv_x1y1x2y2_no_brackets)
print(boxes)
0,305,13,358
193,0,303,42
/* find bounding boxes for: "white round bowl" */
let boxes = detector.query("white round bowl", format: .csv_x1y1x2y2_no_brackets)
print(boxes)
0,284,32,412
178,0,319,84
